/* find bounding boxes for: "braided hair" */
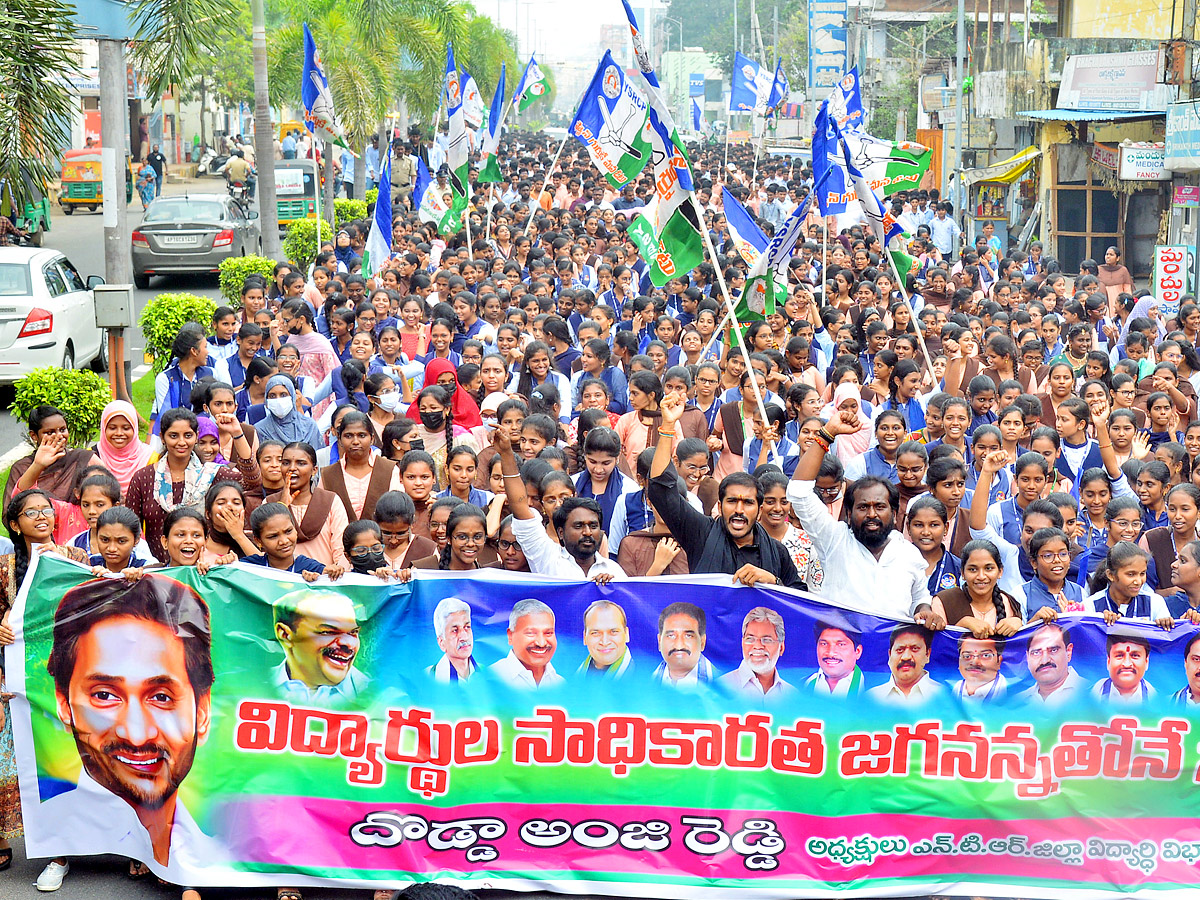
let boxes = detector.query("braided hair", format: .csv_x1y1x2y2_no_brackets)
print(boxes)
438,503,488,570
958,539,1009,624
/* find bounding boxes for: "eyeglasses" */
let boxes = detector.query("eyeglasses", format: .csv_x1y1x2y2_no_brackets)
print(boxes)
349,543,384,556
1037,549,1072,562
742,635,780,648
814,485,843,497
1109,519,1142,531
959,650,997,662
452,531,487,544
496,539,520,551
379,527,410,539
20,507,53,520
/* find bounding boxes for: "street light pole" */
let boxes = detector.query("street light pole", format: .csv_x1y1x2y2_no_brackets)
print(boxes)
954,0,965,238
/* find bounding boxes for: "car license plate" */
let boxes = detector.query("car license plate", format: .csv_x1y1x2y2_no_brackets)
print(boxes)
160,235,196,246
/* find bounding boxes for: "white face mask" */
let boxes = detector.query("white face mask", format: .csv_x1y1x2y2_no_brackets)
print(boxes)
377,391,401,412
266,396,293,418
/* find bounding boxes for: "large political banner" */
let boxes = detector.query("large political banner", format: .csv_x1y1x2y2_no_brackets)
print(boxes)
9,554,1200,897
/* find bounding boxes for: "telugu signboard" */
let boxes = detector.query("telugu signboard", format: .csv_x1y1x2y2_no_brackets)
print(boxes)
1153,245,1197,319
1057,51,1178,112
1166,101,1200,172
808,0,847,99
1118,144,1170,181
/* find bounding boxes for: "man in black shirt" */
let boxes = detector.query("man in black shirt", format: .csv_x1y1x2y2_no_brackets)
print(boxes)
647,389,804,589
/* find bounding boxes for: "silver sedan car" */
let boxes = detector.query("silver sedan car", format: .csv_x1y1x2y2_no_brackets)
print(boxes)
131,193,261,289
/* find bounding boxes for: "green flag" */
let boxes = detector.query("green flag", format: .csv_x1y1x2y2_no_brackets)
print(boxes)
513,56,549,114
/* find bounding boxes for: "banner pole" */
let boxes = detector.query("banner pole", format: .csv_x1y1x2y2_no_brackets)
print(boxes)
885,239,939,389
688,192,772,431
523,130,569,237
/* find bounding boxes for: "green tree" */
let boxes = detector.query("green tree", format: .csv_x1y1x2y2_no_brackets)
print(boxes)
868,16,956,139
666,0,801,77
0,0,78,211
191,2,255,147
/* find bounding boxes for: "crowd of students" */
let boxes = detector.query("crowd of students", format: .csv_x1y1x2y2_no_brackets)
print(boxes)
0,131,1192,899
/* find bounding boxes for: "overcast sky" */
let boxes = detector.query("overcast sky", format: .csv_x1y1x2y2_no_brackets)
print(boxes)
474,0,652,62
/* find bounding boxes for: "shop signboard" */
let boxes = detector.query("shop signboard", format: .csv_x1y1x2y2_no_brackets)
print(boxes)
1090,143,1119,169
1153,245,1197,320
1166,101,1200,172
1172,185,1200,207
1119,144,1170,181
1058,50,1177,112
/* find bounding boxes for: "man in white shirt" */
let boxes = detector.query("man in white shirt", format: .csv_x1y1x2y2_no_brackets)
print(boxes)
426,597,478,684
718,607,794,702
1092,633,1156,705
495,428,626,581
867,624,944,705
490,598,566,690
652,602,718,688
39,576,223,876
953,636,1008,704
802,622,865,696
1018,622,1085,707
787,407,945,626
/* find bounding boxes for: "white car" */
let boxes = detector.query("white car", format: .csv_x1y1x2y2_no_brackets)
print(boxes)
0,247,106,383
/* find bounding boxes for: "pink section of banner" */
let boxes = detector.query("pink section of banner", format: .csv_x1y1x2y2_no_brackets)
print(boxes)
221,796,1194,886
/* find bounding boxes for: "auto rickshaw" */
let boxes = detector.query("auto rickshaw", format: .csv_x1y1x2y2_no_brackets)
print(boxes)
59,148,104,214
0,166,51,245
274,158,319,232
278,120,305,141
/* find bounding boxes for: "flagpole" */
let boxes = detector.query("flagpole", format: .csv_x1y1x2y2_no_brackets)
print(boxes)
523,129,569,237
688,192,772,431
885,239,939,389
485,186,494,242
464,197,473,260
313,144,324,272
698,305,736,363
723,111,731,171
751,115,768,185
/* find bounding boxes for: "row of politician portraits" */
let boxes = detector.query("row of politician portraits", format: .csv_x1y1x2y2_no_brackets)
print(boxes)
28,574,1200,876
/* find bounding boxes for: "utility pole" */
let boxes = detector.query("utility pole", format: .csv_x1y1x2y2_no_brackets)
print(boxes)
251,0,281,259
98,39,132,287
954,0,965,234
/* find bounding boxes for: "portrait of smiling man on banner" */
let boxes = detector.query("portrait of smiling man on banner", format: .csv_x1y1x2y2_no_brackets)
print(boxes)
272,589,369,703
39,575,224,874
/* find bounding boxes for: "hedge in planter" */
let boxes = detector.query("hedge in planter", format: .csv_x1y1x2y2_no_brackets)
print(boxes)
139,292,217,373
282,218,334,272
334,198,368,225
13,367,112,445
219,256,278,306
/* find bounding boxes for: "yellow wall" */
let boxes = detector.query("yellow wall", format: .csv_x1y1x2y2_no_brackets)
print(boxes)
1064,0,1185,38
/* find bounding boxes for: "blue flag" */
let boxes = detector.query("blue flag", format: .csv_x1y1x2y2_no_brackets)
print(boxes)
363,149,392,277
766,58,789,115
828,67,866,132
729,51,772,114
721,186,767,266
831,116,903,246
301,23,349,149
413,157,431,214
812,104,846,217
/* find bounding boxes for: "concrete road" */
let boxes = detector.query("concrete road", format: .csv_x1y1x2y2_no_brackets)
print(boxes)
0,175,250,457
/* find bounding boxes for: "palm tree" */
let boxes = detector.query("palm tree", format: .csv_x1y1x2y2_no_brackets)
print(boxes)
0,0,78,214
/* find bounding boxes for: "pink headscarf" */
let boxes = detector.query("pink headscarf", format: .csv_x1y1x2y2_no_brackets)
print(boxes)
97,400,154,496
831,383,871,463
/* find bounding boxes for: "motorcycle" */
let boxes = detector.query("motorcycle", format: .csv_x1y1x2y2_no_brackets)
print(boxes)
197,148,228,176
227,179,248,204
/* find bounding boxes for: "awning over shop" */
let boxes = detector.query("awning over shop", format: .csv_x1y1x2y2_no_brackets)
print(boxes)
1017,109,1158,122
962,146,1040,185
